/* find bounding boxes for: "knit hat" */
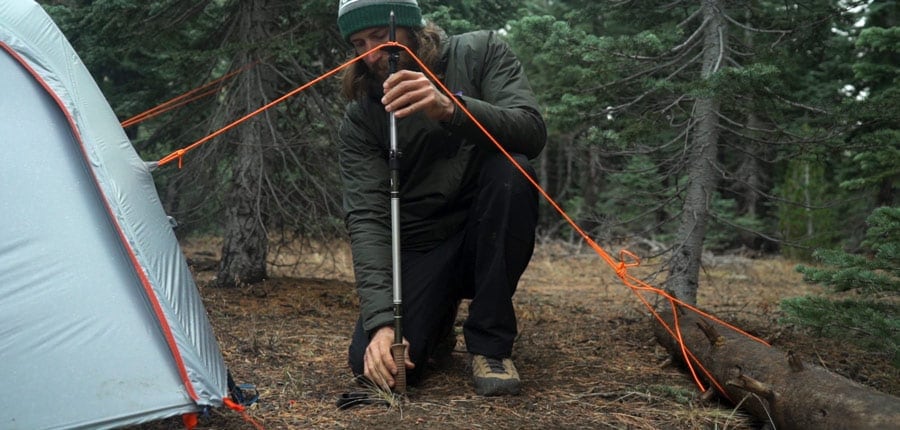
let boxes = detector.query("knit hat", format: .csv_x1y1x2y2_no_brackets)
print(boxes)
338,0,424,41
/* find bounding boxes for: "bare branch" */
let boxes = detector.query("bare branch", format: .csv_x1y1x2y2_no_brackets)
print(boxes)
677,7,703,28
595,41,700,91
720,10,792,35
713,25,725,74
659,94,689,115
671,17,709,54
592,50,703,118
767,89,831,114
715,111,780,134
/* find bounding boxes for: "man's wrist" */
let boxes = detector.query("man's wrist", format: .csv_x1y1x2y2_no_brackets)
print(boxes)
440,96,456,122
369,324,393,339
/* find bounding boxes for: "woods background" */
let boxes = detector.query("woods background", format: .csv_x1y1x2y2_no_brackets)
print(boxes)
38,0,897,363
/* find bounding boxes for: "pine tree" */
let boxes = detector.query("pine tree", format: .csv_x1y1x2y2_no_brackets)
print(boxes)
782,206,900,367
507,0,850,304
44,0,348,285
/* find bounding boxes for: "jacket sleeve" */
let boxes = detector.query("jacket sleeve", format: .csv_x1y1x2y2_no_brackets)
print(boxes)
442,31,547,159
339,102,394,334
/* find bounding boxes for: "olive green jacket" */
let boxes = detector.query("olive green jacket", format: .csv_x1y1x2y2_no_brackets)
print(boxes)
339,30,546,334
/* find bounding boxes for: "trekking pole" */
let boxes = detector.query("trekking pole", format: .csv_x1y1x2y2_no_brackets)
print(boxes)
386,10,407,394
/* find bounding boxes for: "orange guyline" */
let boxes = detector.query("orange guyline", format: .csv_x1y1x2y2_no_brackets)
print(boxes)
154,41,770,396
121,63,254,129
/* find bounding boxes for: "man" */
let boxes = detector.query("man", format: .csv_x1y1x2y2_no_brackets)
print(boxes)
337,0,546,396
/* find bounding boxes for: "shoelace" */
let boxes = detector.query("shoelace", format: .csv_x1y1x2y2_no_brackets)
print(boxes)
485,357,507,374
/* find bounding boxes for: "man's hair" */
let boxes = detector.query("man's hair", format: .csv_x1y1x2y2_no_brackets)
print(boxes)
340,22,446,101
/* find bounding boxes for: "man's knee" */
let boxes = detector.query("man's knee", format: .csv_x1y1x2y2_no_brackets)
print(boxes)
481,153,537,193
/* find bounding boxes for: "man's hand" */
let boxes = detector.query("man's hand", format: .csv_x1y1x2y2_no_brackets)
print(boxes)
382,70,455,122
364,326,415,390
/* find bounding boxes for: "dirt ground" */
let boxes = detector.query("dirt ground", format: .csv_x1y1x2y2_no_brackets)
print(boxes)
131,239,899,430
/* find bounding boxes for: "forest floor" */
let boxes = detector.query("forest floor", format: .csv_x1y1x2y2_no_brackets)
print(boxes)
131,238,898,430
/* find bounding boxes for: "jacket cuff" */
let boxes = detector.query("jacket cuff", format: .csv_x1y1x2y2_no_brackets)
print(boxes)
364,311,394,337
441,93,469,129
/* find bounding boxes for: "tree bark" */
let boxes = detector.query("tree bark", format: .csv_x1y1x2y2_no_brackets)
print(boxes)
216,0,274,287
733,7,768,221
580,142,602,234
653,308,900,430
666,0,726,305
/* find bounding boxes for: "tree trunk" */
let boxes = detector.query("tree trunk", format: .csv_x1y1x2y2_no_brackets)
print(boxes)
653,308,900,429
666,0,726,305
580,142,602,234
735,116,765,218
734,7,767,221
216,0,274,287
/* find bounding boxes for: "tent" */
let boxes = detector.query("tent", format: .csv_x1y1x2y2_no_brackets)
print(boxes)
0,1,229,428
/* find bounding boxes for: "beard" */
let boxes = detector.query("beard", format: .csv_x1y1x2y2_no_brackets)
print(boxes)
369,51,417,81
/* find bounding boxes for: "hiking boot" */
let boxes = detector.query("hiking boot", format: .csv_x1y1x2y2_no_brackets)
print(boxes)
471,354,521,396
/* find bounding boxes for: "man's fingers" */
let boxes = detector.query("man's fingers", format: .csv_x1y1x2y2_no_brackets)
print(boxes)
383,79,428,106
393,98,427,118
388,86,447,119
383,72,431,98
367,358,393,390
363,328,418,390
383,69,420,87
364,344,395,389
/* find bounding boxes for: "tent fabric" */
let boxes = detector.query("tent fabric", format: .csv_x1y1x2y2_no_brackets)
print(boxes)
0,1,228,428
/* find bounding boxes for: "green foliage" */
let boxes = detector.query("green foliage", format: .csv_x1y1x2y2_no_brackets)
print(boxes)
502,0,867,261
706,196,768,252
422,0,522,33
781,296,899,367
783,206,900,367
596,153,678,239
42,0,348,239
45,0,229,122
706,64,781,98
776,158,843,260
855,26,900,79
35,0,899,278
837,17,900,207
797,207,900,292
506,14,605,131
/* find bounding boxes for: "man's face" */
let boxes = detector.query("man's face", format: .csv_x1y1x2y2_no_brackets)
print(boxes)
349,26,415,81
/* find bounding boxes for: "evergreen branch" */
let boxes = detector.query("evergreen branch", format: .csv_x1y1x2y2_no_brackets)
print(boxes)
598,46,700,93
716,120,847,150
593,50,703,117
671,17,710,54
677,8,703,29
713,25,726,74
715,123,772,143
719,10,793,35
714,111,779,134
660,0,690,11
708,210,786,246
708,154,871,212
726,44,753,58
659,94,690,116
766,88,831,114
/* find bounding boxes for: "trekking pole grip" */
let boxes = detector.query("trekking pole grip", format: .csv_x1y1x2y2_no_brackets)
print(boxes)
391,342,407,394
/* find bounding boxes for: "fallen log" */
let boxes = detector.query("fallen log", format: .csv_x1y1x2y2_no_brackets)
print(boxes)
652,308,900,430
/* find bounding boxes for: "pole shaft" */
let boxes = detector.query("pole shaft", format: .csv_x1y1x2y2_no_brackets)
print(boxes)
387,10,407,393
388,10,402,346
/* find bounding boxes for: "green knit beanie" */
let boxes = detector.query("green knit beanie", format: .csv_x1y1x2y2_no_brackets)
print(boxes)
337,0,424,42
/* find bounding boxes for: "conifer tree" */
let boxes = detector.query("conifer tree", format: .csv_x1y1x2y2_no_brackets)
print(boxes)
45,0,348,285
508,0,850,304
782,206,900,366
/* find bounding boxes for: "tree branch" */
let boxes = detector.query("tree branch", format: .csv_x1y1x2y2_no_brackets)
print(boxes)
671,17,710,54
720,9,793,35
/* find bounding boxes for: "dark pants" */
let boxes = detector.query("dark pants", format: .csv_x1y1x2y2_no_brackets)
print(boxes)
348,153,539,385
